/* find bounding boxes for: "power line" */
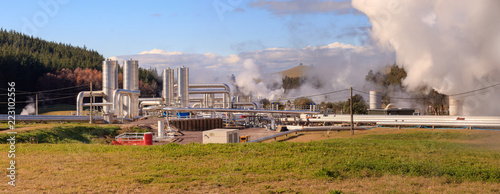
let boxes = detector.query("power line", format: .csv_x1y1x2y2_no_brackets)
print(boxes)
448,82,500,97
0,84,88,95
280,89,349,101
0,94,78,104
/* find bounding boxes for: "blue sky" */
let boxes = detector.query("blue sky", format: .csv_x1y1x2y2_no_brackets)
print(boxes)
0,0,370,58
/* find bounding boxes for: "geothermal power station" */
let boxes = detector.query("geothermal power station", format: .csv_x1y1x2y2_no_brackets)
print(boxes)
2,58,500,143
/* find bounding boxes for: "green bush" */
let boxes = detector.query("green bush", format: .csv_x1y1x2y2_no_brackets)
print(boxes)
0,125,120,144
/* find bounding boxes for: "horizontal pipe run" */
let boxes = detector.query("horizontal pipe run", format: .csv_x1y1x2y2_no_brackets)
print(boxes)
248,126,369,143
81,103,113,106
163,107,319,114
248,129,301,143
377,121,500,128
0,114,103,121
138,98,162,102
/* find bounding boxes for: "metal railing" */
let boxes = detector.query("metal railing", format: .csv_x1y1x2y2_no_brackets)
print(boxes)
114,132,146,141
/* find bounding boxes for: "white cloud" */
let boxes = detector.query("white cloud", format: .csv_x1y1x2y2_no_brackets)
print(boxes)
139,49,183,55
110,42,394,101
249,0,356,15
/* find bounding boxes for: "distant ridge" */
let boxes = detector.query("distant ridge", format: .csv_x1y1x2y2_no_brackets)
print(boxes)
280,64,307,78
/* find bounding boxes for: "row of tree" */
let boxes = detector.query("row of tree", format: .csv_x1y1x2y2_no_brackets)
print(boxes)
0,29,162,113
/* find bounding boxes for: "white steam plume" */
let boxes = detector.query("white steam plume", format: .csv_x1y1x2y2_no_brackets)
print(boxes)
235,59,284,100
353,0,500,115
20,97,35,115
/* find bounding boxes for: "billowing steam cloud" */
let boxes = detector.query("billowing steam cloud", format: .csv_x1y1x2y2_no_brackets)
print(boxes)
20,97,35,115
234,59,284,100
352,0,500,115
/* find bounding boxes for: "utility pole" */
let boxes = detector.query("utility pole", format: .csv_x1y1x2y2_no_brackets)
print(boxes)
35,93,38,115
350,87,354,135
89,82,93,124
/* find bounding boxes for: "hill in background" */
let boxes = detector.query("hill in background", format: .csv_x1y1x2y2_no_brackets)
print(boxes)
280,64,308,78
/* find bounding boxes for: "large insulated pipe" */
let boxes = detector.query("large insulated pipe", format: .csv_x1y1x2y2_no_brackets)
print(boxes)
449,96,463,116
76,91,105,115
177,66,189,107
189,89,231,108
233,102,259,109
369,91,382,109
162,68,175,105
102,59,118,114
112,89,139,118
174,83,231,108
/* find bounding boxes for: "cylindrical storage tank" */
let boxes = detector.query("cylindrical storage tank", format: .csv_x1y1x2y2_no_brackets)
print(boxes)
158,121,165,138
369,91,382,109
449,96,463,116
102,59,118,114
143,132,153,145
177,66,189,107
123,59,140,117
162,68,175,105
132,60,139,117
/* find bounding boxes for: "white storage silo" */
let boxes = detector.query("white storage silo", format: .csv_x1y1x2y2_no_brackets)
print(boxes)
123,59,140,117
369,91,382,109
177,66,189,107
102,59,118,114
162,68,174,105
449,96,463,116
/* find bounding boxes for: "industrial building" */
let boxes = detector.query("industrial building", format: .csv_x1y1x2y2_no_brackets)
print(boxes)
367,90,416,115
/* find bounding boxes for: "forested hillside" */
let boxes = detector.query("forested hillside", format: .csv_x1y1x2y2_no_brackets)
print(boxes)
0,29,103,92
0,30,161,114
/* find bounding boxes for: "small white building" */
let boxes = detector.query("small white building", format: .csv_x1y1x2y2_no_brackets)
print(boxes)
203,129,239,144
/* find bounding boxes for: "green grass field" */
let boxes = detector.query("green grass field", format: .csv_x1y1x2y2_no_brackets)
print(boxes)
0,126,499,193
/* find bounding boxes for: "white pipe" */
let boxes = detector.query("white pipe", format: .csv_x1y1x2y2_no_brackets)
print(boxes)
188,89,231,108
233,102,258,109
140,101,162,107
139,98,162,102
173,84,231,108
192,103,202,108
112,89,140,118
76,91,105,116
82,103,113,106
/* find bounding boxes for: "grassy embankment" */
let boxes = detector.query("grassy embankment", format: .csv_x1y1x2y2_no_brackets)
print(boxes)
0,126,499,193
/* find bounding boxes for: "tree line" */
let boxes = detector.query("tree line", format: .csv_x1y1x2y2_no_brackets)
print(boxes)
0,29,161,113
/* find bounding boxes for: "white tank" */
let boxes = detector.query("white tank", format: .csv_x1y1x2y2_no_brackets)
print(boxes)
177,67,189,107
449,96,463,116
123,59,140,117
369,91,382,109
102,59,118,114
162,68,174,105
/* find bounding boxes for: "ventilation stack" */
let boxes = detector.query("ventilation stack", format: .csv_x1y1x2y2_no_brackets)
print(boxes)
102,59,118,114
369,91,382,109
449,96,463,116
162,68,175,105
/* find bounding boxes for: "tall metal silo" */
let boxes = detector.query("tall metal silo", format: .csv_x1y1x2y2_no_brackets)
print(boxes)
177,66,189,107
102,59,118,114
123,59,140,117
369,91,382,109
449,96,463,116
162,68,175,105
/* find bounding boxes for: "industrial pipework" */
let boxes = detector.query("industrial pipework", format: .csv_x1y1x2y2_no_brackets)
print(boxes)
76,59,141,121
